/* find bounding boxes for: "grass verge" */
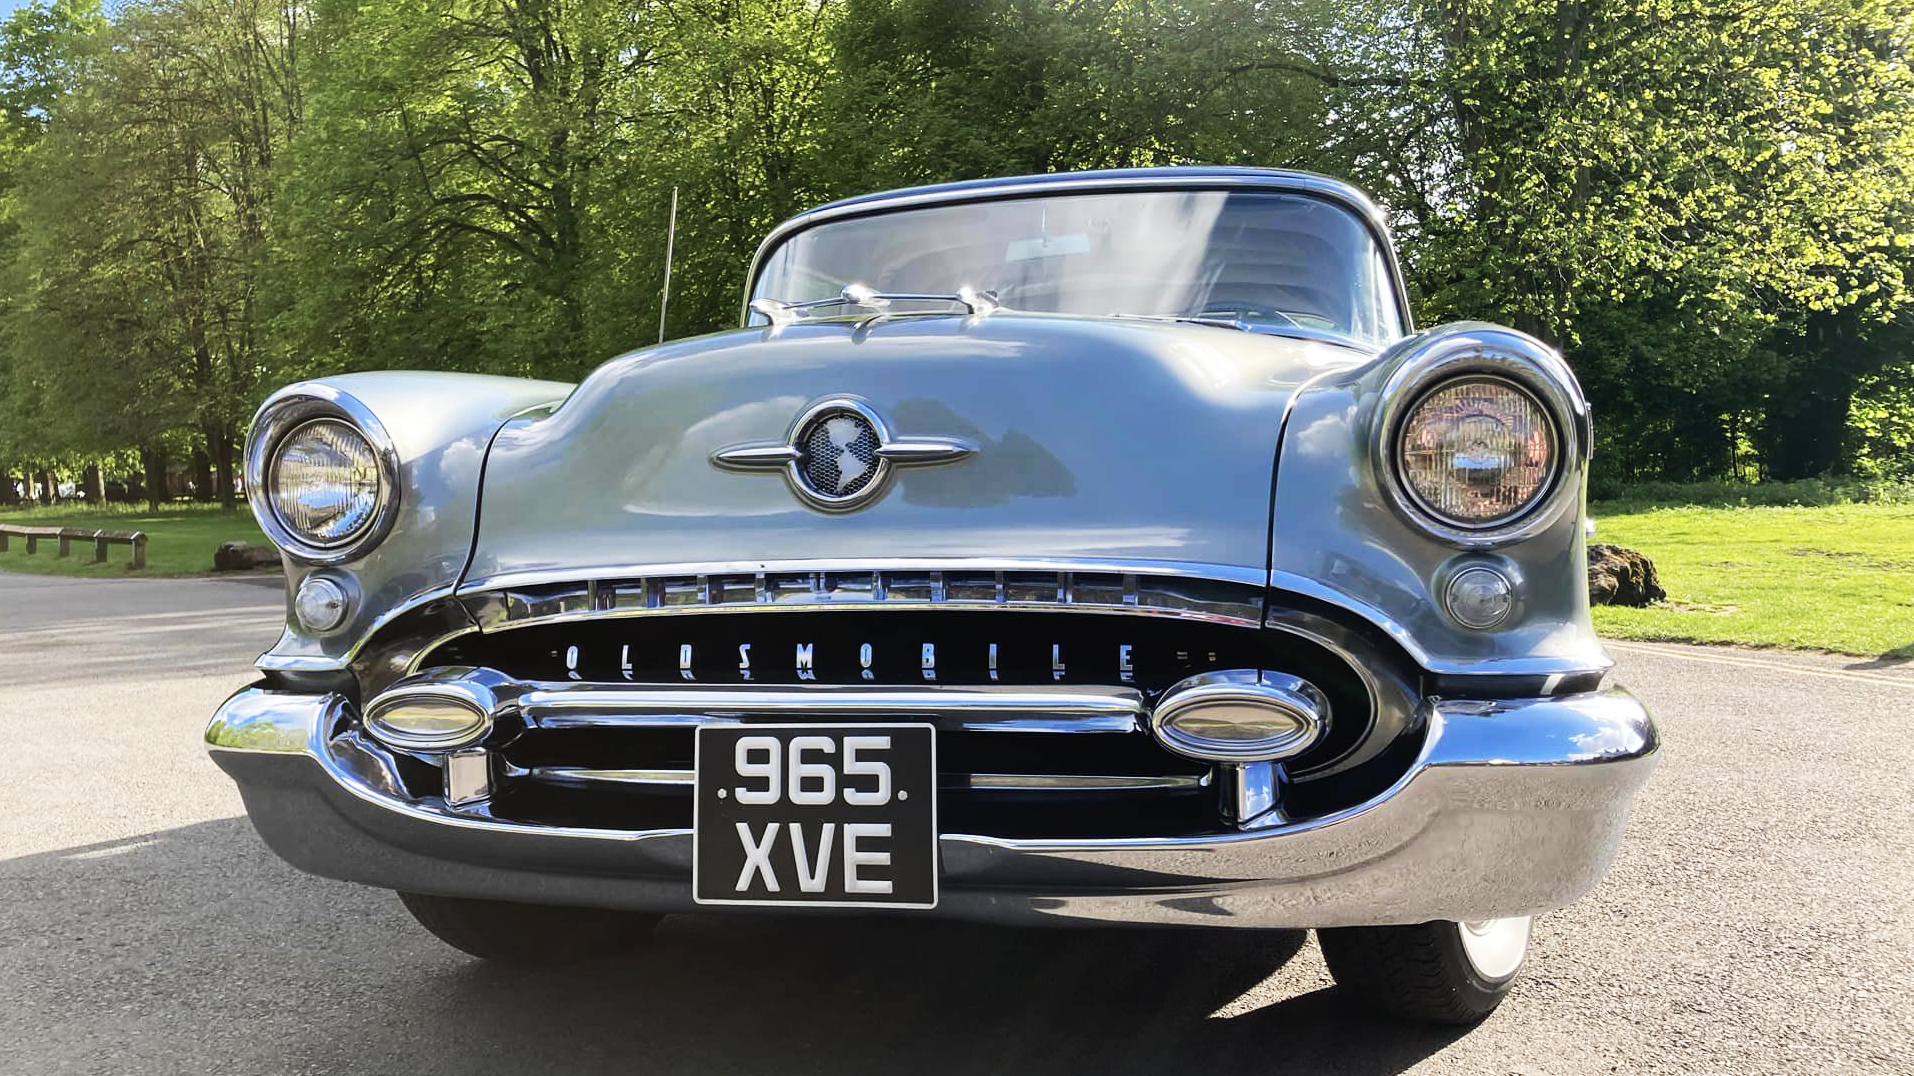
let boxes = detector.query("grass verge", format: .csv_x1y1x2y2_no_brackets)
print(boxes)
1588,500,1914,660
0,503,270,578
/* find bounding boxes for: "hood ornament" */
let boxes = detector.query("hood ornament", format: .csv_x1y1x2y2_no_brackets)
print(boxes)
711,396,974,512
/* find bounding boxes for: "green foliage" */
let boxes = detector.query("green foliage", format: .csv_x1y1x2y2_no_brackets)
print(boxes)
1590,475,1914,511
0,0,1909,491
1846,362,1914,479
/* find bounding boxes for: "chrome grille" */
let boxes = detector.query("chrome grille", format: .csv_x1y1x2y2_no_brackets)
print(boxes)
463,568,1266,629
405,569,1404,838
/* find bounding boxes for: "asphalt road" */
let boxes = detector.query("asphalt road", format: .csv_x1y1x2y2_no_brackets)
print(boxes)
2,572,1910,1075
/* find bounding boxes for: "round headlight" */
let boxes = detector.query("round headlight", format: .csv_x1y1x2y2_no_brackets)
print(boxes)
1396,377,1557,528
269,419,384,547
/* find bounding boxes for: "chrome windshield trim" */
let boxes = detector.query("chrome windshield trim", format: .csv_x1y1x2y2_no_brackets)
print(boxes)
744,168,1413,335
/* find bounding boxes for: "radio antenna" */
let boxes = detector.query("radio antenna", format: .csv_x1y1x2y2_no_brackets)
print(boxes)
658,186,679,344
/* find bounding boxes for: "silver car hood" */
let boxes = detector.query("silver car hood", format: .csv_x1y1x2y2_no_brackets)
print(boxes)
464,314,1372,591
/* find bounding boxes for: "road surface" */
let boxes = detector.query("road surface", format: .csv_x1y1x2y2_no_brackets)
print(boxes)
1,572,1909,1074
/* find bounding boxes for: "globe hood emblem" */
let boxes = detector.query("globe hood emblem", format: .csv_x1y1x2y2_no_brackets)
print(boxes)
710,396,975,511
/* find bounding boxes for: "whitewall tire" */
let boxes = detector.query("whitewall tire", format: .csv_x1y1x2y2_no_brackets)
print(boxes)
1317,917,1532,1024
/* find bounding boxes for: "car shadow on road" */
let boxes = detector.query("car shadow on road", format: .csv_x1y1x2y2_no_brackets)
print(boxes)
1,819,1468,1075
1847,643,1914,670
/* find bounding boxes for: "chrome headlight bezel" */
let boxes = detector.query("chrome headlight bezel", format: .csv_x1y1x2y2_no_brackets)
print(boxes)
1374,328,1587,548
245,388,402,565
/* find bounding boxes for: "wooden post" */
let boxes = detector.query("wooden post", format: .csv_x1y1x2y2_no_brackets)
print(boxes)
0,531,9,552
94,534,109,563
130,534,147,570
57,532,72,557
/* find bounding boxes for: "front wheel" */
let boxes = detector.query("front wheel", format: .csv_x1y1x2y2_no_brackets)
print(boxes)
398,891,662,963
1317,917,1531,1024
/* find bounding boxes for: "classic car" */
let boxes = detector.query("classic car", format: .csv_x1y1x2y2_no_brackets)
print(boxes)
206,167,1658,1024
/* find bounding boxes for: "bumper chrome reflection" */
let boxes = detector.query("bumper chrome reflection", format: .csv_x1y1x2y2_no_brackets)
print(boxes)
206,682,1658,929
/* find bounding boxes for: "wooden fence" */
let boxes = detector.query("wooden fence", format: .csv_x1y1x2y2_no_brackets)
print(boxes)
0,524,147,569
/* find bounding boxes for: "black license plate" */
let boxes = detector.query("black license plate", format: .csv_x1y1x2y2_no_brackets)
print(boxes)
693,724,937,909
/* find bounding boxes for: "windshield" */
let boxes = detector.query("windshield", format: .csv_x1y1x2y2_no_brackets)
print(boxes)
750,189,1405,346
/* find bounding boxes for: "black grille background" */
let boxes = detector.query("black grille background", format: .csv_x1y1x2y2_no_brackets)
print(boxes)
431,610,1280,690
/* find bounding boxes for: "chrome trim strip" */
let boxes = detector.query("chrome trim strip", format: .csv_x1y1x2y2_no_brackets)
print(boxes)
951,773,1206,792
515,682,1145,732
255,583,465,674
457,564,1266,633
457,557,1268,597
1265,571,1614,678
531,767,696,787
526,768,1201,793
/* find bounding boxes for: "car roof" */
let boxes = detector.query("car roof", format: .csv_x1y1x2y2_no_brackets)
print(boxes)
802,166,1387,222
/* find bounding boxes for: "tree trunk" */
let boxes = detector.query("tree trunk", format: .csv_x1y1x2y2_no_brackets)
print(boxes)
191,448,214,502
84,464,105,505
37,469,55,505
1758,315,1859,480
1761,375,1855,480
141,448,168,511
214,433,237,510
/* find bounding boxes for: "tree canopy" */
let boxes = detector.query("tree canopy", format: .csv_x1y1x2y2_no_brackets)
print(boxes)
2,0,1910,501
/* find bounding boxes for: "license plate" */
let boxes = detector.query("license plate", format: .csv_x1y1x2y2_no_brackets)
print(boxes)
693,724,938,909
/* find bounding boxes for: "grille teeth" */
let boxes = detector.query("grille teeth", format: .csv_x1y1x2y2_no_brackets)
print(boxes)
799,411,881,497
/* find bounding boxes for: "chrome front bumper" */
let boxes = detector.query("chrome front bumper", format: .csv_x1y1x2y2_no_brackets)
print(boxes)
205,684,1657,929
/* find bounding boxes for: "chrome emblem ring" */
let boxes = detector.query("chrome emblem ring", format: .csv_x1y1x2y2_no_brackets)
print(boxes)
711,396,974,512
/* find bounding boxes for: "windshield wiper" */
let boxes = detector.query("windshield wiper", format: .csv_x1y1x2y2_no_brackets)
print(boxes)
750,284,1002,327
1113,313,1260,332
1114,313,1375,350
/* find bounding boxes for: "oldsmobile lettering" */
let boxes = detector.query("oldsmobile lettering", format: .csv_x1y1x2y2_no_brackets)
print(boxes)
208,167,1659,1025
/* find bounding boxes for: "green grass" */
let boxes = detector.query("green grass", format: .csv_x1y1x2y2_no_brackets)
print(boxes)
0,503,271,578
1588,500,1914,660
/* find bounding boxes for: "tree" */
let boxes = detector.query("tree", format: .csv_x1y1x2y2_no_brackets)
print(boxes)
2,0,306,507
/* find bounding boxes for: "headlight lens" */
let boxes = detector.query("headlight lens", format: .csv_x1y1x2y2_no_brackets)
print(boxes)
269,419,384,547
1397,377,1556,527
